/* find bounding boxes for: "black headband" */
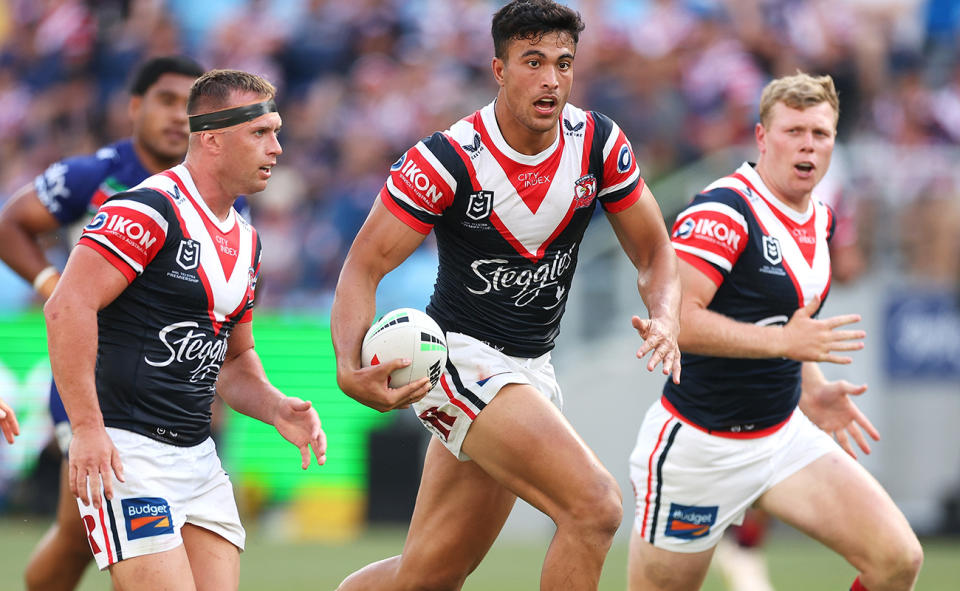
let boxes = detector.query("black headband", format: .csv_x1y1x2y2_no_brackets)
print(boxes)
188,99,277,132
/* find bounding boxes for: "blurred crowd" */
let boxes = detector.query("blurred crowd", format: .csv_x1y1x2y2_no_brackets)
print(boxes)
1,0,959,308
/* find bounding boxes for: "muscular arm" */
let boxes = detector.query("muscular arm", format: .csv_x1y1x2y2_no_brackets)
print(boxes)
44,244,129,506
606,184,682,380
217,322,286,421
44,244,128,430
0,184,62,298
678,259,864,363
218,322,326,468
330,197,432,411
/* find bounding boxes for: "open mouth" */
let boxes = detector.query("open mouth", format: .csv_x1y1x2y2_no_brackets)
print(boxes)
534,97,556,112
795,162,814,174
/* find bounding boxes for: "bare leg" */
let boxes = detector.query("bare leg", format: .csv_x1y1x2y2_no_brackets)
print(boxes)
758,451,923,591
182,524,240,591
627,526,714,591
337,437,518,590
109,546,197,591
463,386,622,590
25,460,96,591
340,384,622,591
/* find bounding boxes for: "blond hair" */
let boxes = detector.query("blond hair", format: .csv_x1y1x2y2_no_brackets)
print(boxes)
758,72,839,128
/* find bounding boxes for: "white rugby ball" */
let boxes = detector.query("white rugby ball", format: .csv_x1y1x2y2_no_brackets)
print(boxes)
361,308,447,388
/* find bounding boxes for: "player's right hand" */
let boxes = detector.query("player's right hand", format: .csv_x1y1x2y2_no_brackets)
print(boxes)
340,359,431,413
781,296,865,364
0,398,19,444
68,425,124,509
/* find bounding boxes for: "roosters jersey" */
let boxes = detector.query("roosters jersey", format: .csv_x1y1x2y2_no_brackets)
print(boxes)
665,162,835,432
78,165,261,446
381,100,644,357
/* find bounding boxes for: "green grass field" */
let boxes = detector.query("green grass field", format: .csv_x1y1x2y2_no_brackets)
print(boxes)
1,517,956,590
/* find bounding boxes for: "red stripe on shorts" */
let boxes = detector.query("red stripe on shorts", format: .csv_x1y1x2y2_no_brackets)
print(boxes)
641,416,675,538
440,374,477,420
98,503,115,565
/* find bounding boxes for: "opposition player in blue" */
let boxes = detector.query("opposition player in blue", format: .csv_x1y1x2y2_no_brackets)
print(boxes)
626,73,923,591
0,55,208,591
44,69,326,591
331,1,682,589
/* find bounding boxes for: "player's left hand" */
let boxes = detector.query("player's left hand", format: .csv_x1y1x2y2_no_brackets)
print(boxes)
274,397,327,469
0,398,20,444
802,380,879,459
631,315,681,384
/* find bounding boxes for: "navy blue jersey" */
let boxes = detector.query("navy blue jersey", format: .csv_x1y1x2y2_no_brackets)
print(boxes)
380,101,644,357
664,162,835,432
35,139,151,225
78,166,260,446
34,138,250,426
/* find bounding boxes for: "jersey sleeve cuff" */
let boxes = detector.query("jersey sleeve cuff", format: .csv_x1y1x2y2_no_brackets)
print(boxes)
601,178,644,214
676,249,724,287
78,238,137,283
380,187,433,235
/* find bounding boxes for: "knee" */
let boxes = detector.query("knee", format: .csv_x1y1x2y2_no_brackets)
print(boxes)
562,472,623,540
865,533,924,588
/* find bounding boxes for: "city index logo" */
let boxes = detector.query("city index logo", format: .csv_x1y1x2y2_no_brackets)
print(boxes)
673,217,742,251
397,156,444,204
84,211,158,250
664,502,717,540
122,497,174,541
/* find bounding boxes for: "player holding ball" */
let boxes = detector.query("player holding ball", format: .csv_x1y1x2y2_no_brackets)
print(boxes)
331,1,681,589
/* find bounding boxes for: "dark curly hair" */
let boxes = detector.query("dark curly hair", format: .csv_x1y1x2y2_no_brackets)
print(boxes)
491,0,585,59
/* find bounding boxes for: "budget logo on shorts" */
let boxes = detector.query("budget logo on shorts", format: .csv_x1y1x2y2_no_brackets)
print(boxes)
664,502,717,539
466,191,493,221
122,497,174,540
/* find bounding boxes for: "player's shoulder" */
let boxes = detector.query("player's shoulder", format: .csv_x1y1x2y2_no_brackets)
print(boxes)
674,174,753,230
101,184,173,214
52,139,129,176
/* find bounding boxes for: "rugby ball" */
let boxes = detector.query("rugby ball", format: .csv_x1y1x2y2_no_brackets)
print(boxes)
361,308,447,388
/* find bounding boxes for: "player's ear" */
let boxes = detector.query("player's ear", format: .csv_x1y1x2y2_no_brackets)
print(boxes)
128,96,142,122
197,130,223,153
755,122,766,153
492,57,505,87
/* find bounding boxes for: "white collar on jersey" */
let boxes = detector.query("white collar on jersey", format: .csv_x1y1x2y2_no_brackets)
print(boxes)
167,165,238,234
737,162,815,224
482,100,562,165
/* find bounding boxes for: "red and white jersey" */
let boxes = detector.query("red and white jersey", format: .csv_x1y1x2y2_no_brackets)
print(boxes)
380,100,644,356
78,165,261,446
665,162,835,432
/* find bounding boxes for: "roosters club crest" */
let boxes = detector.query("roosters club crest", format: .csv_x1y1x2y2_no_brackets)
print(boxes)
466,191,493,221
574,174,597,208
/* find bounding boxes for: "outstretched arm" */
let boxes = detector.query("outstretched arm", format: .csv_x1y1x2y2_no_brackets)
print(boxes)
331,197,433,411
799,362,878,459
676,260,865,363
218,321,326,469
606,184,682,382
0,183,63,299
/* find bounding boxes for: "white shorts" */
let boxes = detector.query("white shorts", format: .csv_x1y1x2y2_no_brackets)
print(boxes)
77,427,245,570
411,332,562,461
629,398,839,553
